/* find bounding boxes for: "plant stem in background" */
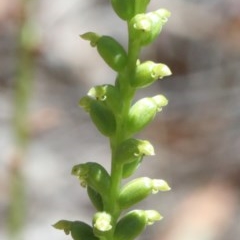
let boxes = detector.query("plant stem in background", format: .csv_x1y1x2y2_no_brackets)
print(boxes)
8,0,36,239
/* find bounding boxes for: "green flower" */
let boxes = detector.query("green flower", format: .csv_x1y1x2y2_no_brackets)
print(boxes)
93,212,112,232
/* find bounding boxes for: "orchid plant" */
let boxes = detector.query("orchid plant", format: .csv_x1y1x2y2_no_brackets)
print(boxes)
54,1,172,240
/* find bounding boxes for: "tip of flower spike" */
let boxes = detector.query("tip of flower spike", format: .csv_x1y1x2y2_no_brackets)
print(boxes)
80,32,101,47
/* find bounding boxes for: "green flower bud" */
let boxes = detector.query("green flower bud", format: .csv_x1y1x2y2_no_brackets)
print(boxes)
81,33,127,72
93,212,112,235
88,84,122,115
122,158,142,179
97,36,127,72
90,100,116,136
116,138,154,164
87,186,104,211
111,0,150,20
79,96,117,136
71,221,98,240
118,177,151,209
72,162,111,196
114,210,147,240
53,220,98,240
126,95,168,134
130,9,171,46
131,60,172,88
118,177,170,209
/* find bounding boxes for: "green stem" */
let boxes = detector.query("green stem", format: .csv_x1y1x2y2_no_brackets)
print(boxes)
106,21,142,240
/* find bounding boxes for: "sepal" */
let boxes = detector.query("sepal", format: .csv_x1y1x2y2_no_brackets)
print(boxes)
80,32,100,47
53,220,72,235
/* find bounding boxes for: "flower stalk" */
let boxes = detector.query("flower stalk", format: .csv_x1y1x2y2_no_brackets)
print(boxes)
54,1,172,240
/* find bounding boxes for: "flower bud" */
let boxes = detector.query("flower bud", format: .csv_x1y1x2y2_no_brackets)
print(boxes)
122,158,142,178
116,138,154,164
71,221,98,240
93,212,112,236
79,96,117,136
111,0,150,20
130,9,171,46
72,162,111,196
88,84,122,115
81,33,127,72
131,60,172,88
114,210,147,240
118,177,171,209
126,95,167,134
87,186,104,211
118,177,152,209
97,36,127,72
53,220,98,240
90,100,116,136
